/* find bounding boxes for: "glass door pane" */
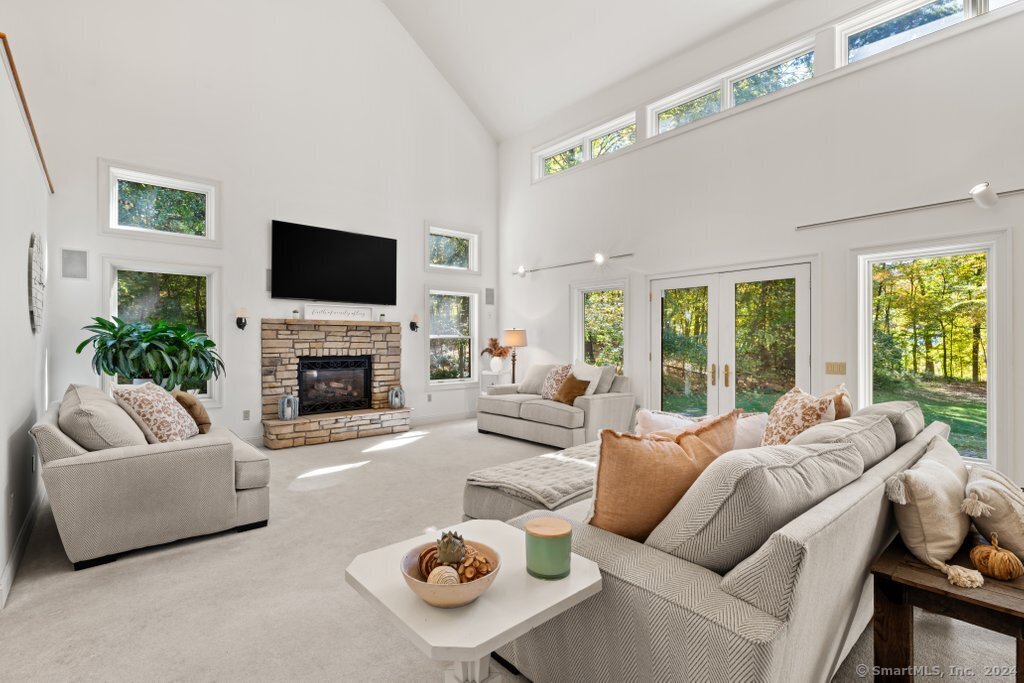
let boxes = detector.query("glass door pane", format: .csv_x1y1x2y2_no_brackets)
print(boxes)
732,278,798,413
659,284,714,416
870,252,988,459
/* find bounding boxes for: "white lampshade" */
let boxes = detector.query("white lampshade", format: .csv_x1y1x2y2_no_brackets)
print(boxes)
970,182,999,209
502,328,528,348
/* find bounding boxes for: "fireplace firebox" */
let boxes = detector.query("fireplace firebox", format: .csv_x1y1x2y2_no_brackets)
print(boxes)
297,355,372,415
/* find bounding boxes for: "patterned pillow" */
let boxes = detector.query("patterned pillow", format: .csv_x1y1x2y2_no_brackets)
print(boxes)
114,383,200,444
760,387,834,446
540,364,572,400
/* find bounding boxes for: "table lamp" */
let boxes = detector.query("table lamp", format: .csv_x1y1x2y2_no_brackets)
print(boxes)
501,328,528,383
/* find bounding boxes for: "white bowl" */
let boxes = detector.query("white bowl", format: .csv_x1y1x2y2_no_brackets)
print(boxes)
400,539,501,608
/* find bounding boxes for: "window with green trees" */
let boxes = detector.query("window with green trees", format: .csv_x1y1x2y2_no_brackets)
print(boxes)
115,180,208,237
428,227,477,271
848,0,963,64
591,123,636,159
733,51,814,106
429,291,475,381
543,145,583,176
657,90,721,134
582,288,625,370
115,268,210,391
871,252,988,458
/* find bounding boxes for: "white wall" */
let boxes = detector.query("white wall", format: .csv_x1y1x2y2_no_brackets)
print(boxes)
0,43,50,605
1,0,498,440
499,6,1024,473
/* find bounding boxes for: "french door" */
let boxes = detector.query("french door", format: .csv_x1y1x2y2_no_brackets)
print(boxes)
651,263,810,416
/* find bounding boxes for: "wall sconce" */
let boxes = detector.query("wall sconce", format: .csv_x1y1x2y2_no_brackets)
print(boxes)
409,314,421,332
969,182,999,209
235,307,249,330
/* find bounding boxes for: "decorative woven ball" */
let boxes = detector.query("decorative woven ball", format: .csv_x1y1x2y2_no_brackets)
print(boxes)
970,532,1024,581
427,566,460,585
418,545,439,580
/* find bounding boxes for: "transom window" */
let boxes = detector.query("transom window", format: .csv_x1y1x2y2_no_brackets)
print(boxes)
538,113,637,178
843,0,964,65
428,226,479,273
429,290,478,383
731,50,814,106
655,89,721,135
104,163,219,243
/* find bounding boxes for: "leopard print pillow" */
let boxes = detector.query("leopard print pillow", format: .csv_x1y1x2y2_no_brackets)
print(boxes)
541,365,573,400
114,382,200,444
760,387,834,446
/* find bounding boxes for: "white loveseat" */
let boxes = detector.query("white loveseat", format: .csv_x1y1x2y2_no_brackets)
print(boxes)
477,364,635,449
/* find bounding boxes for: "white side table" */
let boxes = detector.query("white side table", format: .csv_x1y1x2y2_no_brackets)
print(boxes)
479,370,511,395
345,519,602,682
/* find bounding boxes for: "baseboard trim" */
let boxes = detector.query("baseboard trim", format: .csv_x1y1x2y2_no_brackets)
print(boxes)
0,487,43,608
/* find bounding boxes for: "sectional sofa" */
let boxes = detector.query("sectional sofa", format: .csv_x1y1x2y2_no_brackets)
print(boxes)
467,401,935,682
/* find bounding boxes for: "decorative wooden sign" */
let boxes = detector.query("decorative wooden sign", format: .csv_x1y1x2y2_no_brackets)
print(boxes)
303,303,373,322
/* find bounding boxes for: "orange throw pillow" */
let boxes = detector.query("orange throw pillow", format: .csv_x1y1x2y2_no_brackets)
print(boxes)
590,411,738,541
553,374,590,405
822,383,852,420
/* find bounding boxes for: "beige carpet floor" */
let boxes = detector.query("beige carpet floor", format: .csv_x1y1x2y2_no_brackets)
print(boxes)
0,418,1014,681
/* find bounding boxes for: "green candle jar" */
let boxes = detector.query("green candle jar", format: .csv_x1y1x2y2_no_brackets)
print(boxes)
525,517,572,580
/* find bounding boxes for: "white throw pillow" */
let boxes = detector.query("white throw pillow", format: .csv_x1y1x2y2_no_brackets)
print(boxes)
635,409,698,436
885,436,982,587
734,413,768,450
962,466,1024,558
571,362,604,396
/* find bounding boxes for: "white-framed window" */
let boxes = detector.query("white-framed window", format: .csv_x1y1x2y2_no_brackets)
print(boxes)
427,225,479,273
535,113,637,179
572,281,627,372
729,45,815,107
100,160,220,246
428,288,478,384
648,82,722,136
102,256,222,405
839,0,967,66
856,235,1009,467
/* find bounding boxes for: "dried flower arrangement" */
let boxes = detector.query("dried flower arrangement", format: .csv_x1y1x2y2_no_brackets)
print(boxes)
480,337,510,359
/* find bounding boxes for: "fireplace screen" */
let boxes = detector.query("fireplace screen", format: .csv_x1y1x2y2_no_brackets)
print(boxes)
297,355,372,415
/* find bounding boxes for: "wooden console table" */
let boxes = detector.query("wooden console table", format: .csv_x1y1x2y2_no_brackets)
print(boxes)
871,536,1024,682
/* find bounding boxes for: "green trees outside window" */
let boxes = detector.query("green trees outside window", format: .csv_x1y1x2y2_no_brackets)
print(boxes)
543,145,583,176
658,90,721,134
429,233,470,269
430,292,473,381
582,289,624,371
849,0,963,63
733,51,814,106
872,252,988,458
117,180,207,236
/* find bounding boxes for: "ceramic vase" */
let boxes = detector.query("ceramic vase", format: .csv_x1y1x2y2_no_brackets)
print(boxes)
489,356,504,373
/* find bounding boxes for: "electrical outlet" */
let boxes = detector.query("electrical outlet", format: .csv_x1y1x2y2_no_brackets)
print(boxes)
242,409,251,421
31,453,36,472
427,394,432,403
825,361,847,375
8,492,13,518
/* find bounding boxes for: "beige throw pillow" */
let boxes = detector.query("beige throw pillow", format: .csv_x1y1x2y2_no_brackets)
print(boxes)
589,412,738,542
540,364,572,400
114,383,200,444
885,436,982,587
760,388,835,446
961,466,1024,559
57,384,147,451
822,383,853,420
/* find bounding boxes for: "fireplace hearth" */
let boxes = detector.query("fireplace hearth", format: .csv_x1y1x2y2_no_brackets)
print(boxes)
297,355,372,415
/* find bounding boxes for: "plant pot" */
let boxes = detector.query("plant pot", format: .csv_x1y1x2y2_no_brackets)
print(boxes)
489,356,504,373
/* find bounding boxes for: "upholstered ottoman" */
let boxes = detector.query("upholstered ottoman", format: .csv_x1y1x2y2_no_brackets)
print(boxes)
463,441,598,521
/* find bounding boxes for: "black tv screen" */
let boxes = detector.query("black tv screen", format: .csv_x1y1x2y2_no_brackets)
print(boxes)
271,221,397,305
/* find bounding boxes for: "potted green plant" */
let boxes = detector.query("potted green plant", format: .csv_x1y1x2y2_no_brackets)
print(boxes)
75,317,225,391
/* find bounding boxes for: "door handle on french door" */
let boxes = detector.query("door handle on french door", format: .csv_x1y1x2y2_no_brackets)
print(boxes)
710,363,716,386
724,364,730,388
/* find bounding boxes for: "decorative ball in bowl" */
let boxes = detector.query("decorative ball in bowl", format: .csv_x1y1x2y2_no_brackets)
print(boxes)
400,531,501,608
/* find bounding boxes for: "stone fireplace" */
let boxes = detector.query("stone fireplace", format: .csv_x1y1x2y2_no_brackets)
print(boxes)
261,319,410,449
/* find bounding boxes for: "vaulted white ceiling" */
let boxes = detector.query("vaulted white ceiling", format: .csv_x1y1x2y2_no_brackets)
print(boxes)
383,0,788,140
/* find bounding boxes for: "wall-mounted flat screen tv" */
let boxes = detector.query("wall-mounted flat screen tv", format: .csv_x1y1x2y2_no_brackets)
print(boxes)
271,220,397,306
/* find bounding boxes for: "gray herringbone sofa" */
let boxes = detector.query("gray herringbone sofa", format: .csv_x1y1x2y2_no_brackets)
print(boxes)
477,366,635,449
485,403,939,682
30,397,270,569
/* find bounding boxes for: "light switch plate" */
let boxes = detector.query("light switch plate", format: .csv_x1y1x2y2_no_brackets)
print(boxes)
825,361,847,375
